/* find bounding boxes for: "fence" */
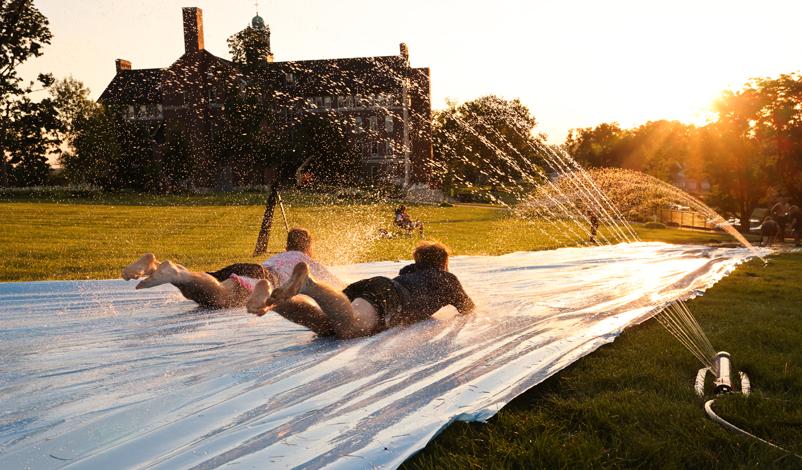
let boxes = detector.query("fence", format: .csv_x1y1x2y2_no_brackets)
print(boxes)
657,208,718,230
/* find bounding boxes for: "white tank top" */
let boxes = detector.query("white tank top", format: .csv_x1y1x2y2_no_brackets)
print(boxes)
262,251,345,290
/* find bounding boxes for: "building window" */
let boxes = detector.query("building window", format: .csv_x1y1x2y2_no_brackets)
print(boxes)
368,116,377,131
345,96,354,108
371,141,379,156
385,116,394,132
337,96,347,108
314,96,323,108
285,72,295,83
355,116,363,130
355,95,363,107
127,105,135,119
324,96,332,108
385,141,393,156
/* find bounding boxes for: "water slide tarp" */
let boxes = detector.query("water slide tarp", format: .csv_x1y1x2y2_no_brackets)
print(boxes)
0,242,755,469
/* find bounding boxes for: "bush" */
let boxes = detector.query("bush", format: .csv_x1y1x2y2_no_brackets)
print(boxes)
666,221,680,227
644,222,666,229
452,187,493,203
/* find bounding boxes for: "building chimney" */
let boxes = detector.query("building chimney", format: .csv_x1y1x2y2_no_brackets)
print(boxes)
400,43,409,63
182,7,204,53
115,59,132,73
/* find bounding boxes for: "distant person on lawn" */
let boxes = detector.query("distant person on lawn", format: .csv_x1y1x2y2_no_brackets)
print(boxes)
770,199,790,242
394,205,424,237
760,216,780,247
122,228,343,308
790,204,802,247
247,241,475,338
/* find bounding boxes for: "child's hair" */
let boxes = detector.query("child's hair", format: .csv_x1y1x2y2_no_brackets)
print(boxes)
286,227,313,254
413,241,450,269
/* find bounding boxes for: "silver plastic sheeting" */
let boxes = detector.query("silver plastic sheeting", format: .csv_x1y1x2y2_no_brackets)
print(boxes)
0,242,755,469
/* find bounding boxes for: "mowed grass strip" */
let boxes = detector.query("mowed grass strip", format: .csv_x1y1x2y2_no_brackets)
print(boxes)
0,200,735,282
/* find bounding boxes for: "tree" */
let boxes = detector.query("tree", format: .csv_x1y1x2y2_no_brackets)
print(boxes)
700,121,768,231
50,77,95,155
564,120,699,182
626,120,698,180
564,122,628,168
62,105,120,188
432,95,546,201
0,0,59,186
227,24,272,68
159,127,193,192
286,112,362,187
728,74,802,202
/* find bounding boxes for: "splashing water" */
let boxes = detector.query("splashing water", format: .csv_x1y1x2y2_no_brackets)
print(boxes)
233,55,757,373
396,90,759,372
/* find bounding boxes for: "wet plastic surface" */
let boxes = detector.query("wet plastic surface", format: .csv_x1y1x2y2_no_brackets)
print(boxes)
0,242,754,469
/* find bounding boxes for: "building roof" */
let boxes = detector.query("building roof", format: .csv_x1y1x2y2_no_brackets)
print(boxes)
98,52,411,105
269,55,409,94
99,68,163,104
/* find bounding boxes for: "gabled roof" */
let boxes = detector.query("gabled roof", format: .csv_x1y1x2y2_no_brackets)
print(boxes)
99,68,163,104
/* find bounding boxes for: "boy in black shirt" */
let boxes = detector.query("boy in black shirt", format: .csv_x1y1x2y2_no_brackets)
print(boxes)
248,241,475,338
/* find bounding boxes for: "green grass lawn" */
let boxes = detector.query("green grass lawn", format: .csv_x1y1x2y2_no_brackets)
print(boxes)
1,197,797,467
0,198,738,281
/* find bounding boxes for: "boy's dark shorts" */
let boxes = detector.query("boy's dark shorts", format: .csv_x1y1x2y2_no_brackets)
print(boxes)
207,263,278,287
343,276,405,330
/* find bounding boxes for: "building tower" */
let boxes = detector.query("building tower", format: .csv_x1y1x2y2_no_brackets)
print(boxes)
249,4,273,63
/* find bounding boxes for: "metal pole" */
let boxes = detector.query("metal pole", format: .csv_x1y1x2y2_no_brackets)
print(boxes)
277,191,290,233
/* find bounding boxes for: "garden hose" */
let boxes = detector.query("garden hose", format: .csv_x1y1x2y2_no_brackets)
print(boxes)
704,399,801,460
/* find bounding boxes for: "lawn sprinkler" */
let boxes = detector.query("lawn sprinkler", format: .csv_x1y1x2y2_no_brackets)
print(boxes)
694,351,750,397
712,351,733,394
695,352,801,459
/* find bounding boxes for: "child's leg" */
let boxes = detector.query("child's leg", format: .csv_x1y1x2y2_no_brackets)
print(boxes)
269,263,380,338
122,253,159,280
136,260,242,308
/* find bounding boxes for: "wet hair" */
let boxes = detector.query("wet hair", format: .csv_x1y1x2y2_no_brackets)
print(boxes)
413,241,450,270
286,227,313,255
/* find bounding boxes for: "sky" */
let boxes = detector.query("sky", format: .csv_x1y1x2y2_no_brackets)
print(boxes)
19,0,802,143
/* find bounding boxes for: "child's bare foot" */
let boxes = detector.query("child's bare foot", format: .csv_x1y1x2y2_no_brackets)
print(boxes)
247,279,273,316
122,253,158,280
267,262,309,305
136,260,181,289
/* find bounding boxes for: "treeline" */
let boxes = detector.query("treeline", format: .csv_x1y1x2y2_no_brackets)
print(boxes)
564,75,802,228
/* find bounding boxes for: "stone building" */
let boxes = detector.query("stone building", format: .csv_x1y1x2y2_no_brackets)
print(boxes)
99,7,432,188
